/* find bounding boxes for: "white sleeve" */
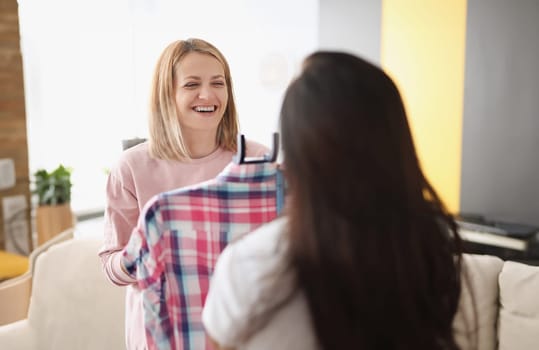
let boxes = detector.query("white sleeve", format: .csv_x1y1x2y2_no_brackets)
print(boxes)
203,217,291,348
202,243,254,348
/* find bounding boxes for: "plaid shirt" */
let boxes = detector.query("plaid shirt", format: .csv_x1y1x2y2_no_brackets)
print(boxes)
122,162,285,350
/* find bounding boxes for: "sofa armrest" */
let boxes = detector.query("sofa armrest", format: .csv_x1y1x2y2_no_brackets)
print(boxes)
0,273,32,325
0,319,36,349
0,237,126,350
454,254,504,350
498,261,539,350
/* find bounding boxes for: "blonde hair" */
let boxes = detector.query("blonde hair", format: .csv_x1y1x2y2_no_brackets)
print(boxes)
148,38,238,160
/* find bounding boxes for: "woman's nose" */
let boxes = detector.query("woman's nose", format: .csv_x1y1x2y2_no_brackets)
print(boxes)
198,85,212,99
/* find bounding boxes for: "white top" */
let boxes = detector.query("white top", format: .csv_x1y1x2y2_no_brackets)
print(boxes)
202,217,319,350
203,216,507,350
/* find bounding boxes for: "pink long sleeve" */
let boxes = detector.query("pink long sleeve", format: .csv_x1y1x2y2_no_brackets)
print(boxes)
99,171,138,285
98,140,270,349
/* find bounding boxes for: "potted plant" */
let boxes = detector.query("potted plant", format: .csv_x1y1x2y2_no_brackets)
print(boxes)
33,165,75,246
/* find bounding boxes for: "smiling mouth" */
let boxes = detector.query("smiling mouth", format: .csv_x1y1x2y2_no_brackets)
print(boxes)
193,105,217,113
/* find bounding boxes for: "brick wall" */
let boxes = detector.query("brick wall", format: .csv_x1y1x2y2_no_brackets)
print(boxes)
0,0,32,251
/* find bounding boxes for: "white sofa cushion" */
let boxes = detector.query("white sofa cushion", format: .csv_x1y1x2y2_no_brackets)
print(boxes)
454,254,504,350
0,228,74,326
0,238,126,350
498,261,539,350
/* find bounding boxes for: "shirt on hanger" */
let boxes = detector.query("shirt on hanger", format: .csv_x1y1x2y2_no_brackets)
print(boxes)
122,161,285,350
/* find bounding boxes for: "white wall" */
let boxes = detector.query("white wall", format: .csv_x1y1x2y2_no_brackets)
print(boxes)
318,0,381,64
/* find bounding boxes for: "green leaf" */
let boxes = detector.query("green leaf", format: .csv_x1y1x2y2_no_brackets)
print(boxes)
32,165,73,206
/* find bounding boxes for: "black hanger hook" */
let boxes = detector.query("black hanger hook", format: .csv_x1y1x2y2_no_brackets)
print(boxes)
233,133,279,164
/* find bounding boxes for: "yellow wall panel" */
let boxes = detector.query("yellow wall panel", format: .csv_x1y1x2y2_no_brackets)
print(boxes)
381,0,467,213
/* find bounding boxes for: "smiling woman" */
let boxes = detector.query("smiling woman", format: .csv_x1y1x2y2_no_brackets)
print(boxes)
147,39,239,161
174,52,230,157
98,38,270,350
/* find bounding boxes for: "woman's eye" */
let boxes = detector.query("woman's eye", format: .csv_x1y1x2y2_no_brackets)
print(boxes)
212,81,225,87
184,82,199,88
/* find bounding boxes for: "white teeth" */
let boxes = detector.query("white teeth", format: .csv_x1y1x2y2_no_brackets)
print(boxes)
194,106,215,112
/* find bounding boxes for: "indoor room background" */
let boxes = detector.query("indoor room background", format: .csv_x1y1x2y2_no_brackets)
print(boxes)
1,0,538,254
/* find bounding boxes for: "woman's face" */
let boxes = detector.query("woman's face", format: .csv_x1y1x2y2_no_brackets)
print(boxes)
174,52,228,135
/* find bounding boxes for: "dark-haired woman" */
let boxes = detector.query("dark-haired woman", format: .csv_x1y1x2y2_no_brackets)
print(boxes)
202,51,474,350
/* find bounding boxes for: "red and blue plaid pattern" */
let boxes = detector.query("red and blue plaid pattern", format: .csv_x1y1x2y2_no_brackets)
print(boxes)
123,162,283,350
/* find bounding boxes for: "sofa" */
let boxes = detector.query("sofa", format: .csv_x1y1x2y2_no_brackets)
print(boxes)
452,254,539,349
0,236,125,350
0,236,537,349
0,228,75,326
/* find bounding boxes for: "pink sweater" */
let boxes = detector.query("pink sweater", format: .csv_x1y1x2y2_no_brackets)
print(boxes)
98,140,269,349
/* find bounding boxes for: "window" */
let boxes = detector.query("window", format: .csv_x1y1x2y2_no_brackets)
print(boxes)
18,0,318,213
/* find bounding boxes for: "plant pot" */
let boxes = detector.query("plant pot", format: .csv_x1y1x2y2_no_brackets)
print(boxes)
36,204,75,246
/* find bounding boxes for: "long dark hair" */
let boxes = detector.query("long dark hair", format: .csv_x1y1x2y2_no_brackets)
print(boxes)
280,52,464,349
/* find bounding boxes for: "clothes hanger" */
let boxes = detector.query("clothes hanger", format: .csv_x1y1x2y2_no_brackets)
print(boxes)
233,132,279,164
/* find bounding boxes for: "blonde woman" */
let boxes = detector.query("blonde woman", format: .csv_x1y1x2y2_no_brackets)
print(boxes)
98,38,268,349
